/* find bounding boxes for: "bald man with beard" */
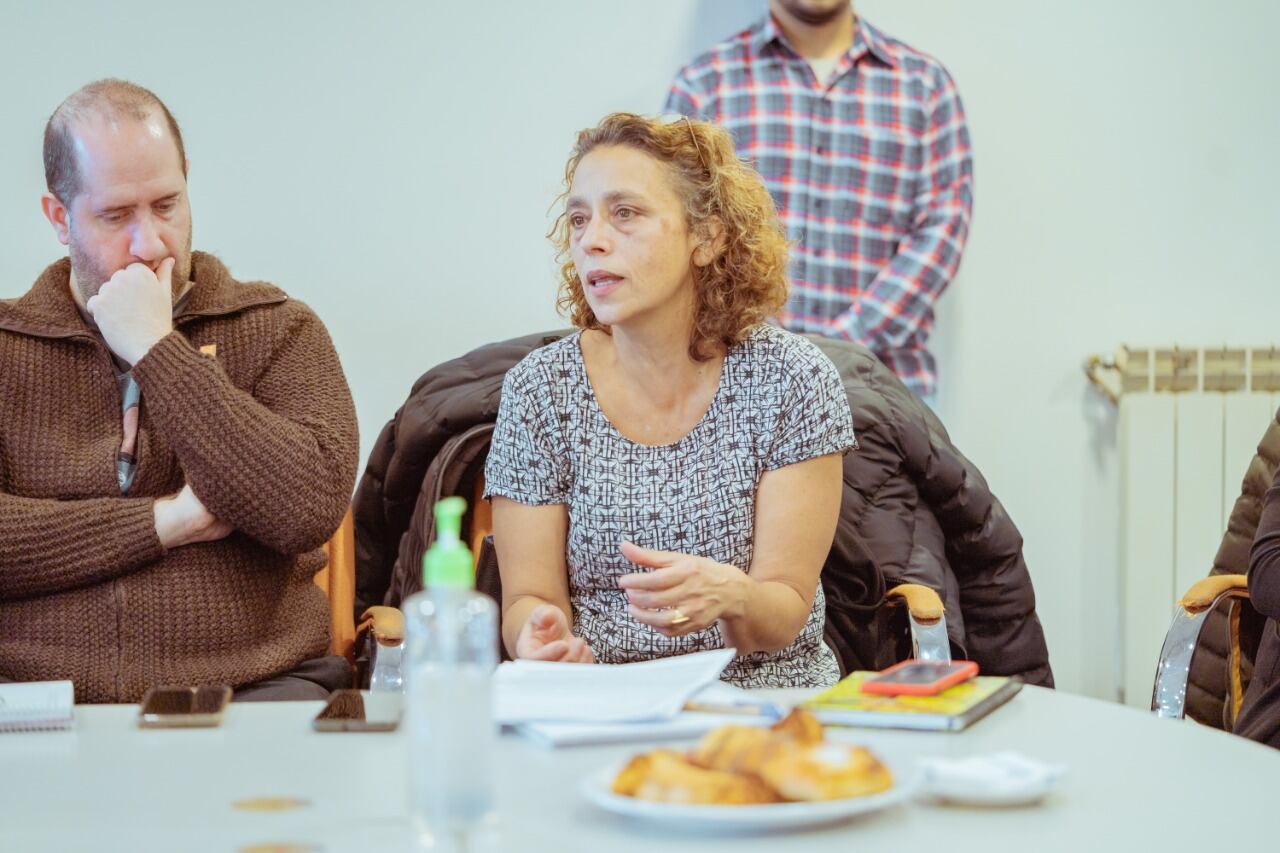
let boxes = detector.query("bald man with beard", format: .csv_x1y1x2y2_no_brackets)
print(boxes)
0,80,358,702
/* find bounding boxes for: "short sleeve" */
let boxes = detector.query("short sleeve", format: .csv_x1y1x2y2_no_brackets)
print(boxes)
483,364,572,505
765,339,857,471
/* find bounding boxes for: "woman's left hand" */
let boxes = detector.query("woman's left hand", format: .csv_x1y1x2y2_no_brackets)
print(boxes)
617,540,749,636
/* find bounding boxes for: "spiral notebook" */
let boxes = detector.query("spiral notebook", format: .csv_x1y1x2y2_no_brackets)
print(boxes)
0,680,75,732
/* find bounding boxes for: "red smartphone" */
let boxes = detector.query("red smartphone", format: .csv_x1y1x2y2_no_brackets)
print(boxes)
860,659,979,696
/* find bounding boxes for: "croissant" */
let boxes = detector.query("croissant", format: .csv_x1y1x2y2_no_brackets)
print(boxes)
612,708,893,805
613,749,780,805
769,707,825,744
758,742,894,801
689,708,825,775
688,725,783,775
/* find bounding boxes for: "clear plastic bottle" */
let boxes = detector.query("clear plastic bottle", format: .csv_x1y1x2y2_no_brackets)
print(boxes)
403,497,498,850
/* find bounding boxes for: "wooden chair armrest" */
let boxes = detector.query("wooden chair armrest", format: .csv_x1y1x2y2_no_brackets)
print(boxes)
1179,574,1249,614
358,606,405,646
886,583,945,625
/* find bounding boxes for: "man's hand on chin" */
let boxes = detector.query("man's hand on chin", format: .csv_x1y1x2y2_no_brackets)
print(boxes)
86,257,176,365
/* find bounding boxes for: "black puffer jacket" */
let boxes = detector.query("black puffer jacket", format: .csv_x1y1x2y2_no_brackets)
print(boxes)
353,332,553,615
810,337,1052,686
354,331,1053,686
1194,408,1280,737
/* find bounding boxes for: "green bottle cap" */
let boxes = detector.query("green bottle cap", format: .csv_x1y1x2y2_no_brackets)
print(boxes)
422,496,474,588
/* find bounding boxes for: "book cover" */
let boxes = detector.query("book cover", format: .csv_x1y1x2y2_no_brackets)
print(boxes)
801,673,1023,732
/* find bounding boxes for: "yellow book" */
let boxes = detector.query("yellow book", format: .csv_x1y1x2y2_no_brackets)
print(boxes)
801,673,1023,731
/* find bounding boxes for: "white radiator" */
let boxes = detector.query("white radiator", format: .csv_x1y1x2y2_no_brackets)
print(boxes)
1088,346,1280,707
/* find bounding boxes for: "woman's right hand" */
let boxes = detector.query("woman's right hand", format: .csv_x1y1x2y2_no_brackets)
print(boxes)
515,604,596,663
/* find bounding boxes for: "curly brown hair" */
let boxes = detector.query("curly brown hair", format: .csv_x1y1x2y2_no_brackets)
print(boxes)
549,113,790,361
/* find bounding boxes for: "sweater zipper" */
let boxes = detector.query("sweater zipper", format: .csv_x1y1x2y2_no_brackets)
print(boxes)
114,577,127,699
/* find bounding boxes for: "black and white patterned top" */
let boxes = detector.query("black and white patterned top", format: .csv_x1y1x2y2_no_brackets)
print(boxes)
484,324,855,688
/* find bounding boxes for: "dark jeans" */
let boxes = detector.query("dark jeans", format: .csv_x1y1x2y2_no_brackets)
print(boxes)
232,655,352,702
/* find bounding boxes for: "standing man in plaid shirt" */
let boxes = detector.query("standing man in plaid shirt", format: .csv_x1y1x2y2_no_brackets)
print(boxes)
665,1,973,403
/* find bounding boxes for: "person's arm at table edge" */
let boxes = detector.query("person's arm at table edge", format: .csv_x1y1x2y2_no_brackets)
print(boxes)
717,452,844,655
493,496,592,661
131,302,358,555
1248,464,1280,618
0,492,162,599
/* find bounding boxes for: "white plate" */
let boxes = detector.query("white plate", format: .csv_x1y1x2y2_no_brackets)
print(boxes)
579,755,919,832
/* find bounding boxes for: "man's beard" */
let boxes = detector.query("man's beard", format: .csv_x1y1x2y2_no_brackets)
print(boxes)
776,0,849,27
69,228,193,302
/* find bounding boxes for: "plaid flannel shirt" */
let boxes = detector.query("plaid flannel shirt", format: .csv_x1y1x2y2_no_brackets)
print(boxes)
665,14,973,397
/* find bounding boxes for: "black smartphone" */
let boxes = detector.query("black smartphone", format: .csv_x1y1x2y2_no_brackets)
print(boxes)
138,685,232,728
312,689,402,732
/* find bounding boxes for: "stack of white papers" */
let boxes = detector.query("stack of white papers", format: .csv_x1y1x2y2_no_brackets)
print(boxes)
0,680,74,733
518,682,780,747
494,648,736,725
493,649,780,747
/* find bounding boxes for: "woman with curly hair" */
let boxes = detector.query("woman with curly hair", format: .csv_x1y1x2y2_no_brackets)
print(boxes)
483,113,856,687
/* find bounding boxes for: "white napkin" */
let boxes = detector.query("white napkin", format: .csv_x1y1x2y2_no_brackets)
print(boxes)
919,752,1065,806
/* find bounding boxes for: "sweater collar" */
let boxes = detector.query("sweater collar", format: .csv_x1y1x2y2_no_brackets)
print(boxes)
0,251,287,340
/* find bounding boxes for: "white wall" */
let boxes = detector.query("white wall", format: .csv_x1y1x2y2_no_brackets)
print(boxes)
1,1,1276,697
858,0,1280,700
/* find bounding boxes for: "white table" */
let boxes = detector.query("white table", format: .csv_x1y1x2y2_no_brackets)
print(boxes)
1,686,1276,852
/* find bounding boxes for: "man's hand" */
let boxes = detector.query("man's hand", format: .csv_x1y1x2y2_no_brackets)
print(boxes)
86,258,175,365
515,604,596,663
153,483,233,550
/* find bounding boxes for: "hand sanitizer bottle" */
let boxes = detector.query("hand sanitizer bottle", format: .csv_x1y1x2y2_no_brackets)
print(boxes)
404,497,498,849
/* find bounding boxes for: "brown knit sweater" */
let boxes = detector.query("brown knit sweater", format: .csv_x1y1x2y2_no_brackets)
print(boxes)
0,252,358,702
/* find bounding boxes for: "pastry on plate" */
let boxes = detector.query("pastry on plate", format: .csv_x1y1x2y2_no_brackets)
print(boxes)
612,749,780,805
758,742,894,801
688,725,783,775
769,707,825,744
689,708,824,775
611,708,892,805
